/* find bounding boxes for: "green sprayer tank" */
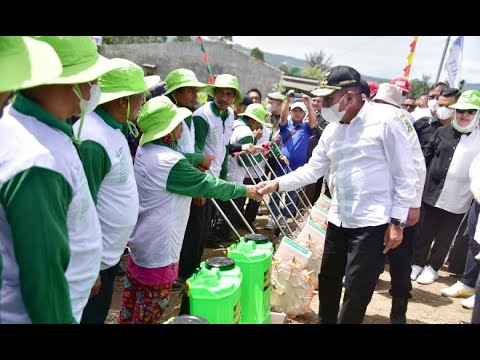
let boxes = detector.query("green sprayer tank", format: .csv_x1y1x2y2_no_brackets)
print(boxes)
227,234,273,324
186,257,242,324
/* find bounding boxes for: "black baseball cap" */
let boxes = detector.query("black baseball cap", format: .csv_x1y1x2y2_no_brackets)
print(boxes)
360,78,370,98
311,65,361,97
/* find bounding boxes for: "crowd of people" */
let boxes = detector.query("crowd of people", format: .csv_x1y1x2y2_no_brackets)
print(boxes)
1,36,480,324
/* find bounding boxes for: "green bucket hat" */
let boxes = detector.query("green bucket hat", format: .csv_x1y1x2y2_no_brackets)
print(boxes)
449,90,480,110
238,103,268,125
204,74,243,105
0,36,62,93
98,58,161,105
138,95,192,146
164,68,207,95
34,36,120,85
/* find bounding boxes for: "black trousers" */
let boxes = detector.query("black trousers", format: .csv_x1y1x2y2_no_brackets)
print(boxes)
388,224,417,298
178,200,209,281
80,265,117,324
472,271,480,324
318,222,387,324
448,210,471,275
413,202,465,271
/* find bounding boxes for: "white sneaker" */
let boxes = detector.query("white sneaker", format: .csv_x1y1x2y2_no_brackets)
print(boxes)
461,295,475,309
410,265,423,281
265,217,275,230
416,265,439,285
441,281,475,298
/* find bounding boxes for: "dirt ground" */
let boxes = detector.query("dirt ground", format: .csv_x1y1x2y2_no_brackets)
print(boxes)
106,203,474,325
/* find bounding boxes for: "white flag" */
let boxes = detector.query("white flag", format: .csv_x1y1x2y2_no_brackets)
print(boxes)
444,36,464,88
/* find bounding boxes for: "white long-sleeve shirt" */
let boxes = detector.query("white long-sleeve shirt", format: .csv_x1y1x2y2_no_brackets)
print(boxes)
469,154,480,244
277,100,417,228
389,106,426,208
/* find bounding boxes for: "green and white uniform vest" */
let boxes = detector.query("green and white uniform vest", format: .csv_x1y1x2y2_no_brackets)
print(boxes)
227,119,256,183
73,108,139,270
192,102,235,177
0,93,102,324
131,141,247,268
176,115,195,153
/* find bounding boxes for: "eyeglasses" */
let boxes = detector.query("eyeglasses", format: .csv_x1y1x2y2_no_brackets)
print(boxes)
402,104,416,109
456,109,477,115
428,95,439,100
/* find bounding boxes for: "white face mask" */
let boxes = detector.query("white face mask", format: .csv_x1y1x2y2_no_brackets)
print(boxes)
436,106,454,120
73,83,101,115
266,103,273,113
72,83,101,143
321,93,347,123
452,111,480,133
428,99,438,113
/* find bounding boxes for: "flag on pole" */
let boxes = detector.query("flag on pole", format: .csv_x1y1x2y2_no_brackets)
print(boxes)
403,36,418,80
444,36,464,88
197,36,215,84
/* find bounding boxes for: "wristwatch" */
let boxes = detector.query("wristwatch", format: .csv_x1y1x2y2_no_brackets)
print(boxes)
390,218,407,229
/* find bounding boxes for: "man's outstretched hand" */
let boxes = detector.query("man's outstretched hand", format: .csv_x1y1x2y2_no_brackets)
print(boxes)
256,179,279,196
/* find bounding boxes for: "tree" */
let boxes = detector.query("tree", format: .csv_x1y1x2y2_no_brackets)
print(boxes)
300,65,324,80
279,64,291,74
175,36,192,42
409,74,431,98
250,47,264,62
305,50,333,72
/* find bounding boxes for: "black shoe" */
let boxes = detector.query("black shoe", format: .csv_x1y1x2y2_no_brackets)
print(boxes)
390,297,408,324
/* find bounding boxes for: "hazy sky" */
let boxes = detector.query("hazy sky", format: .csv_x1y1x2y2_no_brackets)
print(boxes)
233,36,480,84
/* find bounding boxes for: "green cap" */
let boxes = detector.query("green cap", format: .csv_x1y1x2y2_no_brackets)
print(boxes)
204,74,243,105
449,90,480,110
98,58,161,105
0,36,62,93
137,95,192,146
34,36,120,85
164,68,207,95
238,103,268,125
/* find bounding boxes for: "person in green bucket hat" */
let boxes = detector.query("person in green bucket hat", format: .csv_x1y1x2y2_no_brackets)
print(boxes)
192,74,242,247
72,58,160,324
224,103,279,229
164,68,214,296
0,36,62,118
0,36,120,324
449,90,480,133
118,96,261,324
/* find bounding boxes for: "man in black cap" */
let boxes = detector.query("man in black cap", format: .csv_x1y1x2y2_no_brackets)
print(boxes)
258,65,417,324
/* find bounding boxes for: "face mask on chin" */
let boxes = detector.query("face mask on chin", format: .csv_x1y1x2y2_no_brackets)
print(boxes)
452,111,480,133
321,93,348,123
436,106,454,120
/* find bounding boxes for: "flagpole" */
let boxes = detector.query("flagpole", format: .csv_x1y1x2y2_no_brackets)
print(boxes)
435,36,451,84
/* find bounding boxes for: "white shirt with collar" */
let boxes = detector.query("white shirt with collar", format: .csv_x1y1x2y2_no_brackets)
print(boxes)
277,100,417,228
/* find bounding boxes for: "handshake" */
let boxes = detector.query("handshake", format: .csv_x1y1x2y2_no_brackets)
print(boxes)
244,179,280,202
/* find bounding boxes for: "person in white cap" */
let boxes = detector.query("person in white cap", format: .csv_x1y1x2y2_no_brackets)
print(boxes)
0,36,120,323
258,66,417,324
372,82,426,323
